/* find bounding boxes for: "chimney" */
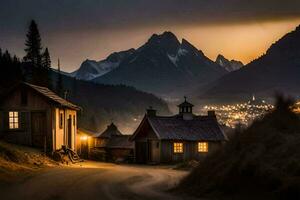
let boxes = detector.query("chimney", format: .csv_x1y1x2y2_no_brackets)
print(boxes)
147,106,157,117
208,110,216,117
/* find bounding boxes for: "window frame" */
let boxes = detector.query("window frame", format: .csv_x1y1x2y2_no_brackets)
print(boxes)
173,142,184,154
198,142,208,153
8,111,20,130
59,112,63,129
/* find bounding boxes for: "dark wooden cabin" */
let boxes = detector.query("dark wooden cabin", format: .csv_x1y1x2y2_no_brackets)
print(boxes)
77,128,98,159
130,98,227,164
93,123,134,162
0,82,81,152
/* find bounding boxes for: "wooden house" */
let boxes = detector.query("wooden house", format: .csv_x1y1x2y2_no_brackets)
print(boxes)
130,98,227,164
76,128,98,159
93,123,134,162
0,82,81,152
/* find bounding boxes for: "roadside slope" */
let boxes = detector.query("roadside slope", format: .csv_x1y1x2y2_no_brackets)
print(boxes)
178,96,300,200
0,141,57,183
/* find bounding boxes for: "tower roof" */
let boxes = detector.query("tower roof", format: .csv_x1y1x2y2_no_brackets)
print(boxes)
177,96,194,107
98,123,123,138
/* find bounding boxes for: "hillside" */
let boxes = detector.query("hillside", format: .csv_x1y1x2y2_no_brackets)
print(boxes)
0,61,170,134
46,68,170,133
92,32,227,98
178,96,300,199
0,141,57,184
202,25,300,101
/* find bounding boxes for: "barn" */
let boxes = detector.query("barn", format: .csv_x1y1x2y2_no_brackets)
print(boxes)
130,98,227,164
77,128,98,159
0,82,81,152
93,123,134,162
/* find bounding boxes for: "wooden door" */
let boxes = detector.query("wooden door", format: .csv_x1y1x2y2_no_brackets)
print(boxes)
67,116,72,148
149,140,160,163
135,141,147,164
31,112,47,148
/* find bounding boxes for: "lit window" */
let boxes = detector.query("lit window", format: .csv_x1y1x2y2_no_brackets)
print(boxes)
198,142,208,152
9,111,19,129
173,142,183,153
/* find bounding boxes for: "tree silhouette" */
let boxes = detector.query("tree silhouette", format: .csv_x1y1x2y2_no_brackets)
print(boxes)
42,47,51,68
0,48,22,91
24,20,42,67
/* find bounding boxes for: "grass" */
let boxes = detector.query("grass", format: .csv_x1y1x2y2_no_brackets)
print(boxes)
0,141,58,184
178,96,300,200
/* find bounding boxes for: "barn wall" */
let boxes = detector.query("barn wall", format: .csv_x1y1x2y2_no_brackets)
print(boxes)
53,108,64,150
65,109,77,150
76,129,95,158
107,148,133,161
0,86,78,152
133,120,159,163
0,87,53,150
160,140,223,163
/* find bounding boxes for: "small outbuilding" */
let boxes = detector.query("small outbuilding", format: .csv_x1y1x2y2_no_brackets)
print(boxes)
77,128,98,159
130,97,227,164
0,82,81,152
93,123,134,162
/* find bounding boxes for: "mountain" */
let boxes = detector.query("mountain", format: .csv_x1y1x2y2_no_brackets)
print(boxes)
92,32,227,98
215,54,243,72
72,49,135,80
202,25,300,101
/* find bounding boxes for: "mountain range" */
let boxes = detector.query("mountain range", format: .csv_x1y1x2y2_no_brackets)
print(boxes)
72,49,135,80
72,25,300,102
72,32,229,98
215,54,243,72
202,25,300,101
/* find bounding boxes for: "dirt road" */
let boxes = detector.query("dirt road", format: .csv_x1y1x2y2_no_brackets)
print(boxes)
0,161,198,200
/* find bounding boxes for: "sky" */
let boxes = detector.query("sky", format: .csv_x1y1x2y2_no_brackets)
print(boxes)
1,0,300,72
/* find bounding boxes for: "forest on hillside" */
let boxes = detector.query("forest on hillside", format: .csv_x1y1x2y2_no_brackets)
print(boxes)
0,20,170,133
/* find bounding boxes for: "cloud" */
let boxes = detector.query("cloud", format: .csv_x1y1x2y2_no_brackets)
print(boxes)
1,0,300,71
1,0,300,33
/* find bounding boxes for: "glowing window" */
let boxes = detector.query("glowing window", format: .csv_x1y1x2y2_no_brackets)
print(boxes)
173,142,183,153
198,142,208,152
9,111,19,129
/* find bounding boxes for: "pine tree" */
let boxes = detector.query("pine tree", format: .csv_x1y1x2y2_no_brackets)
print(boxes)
0,49,22,90
42,47,51,68
24,20,42,67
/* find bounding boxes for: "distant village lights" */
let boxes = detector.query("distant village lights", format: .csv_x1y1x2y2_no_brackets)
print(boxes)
201,96,274,128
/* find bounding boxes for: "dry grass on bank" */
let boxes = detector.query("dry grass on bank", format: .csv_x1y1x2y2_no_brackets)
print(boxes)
178,97,300,200
0,141,58,183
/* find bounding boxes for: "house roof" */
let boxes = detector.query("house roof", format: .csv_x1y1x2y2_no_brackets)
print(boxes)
105,135,134,149
78,128,100,137
24,83,81,111
131,115,227,141
98,123,123,138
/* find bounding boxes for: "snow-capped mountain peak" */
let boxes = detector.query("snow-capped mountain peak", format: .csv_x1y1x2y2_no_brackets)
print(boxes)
215,54,243,72
72,49,135,80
